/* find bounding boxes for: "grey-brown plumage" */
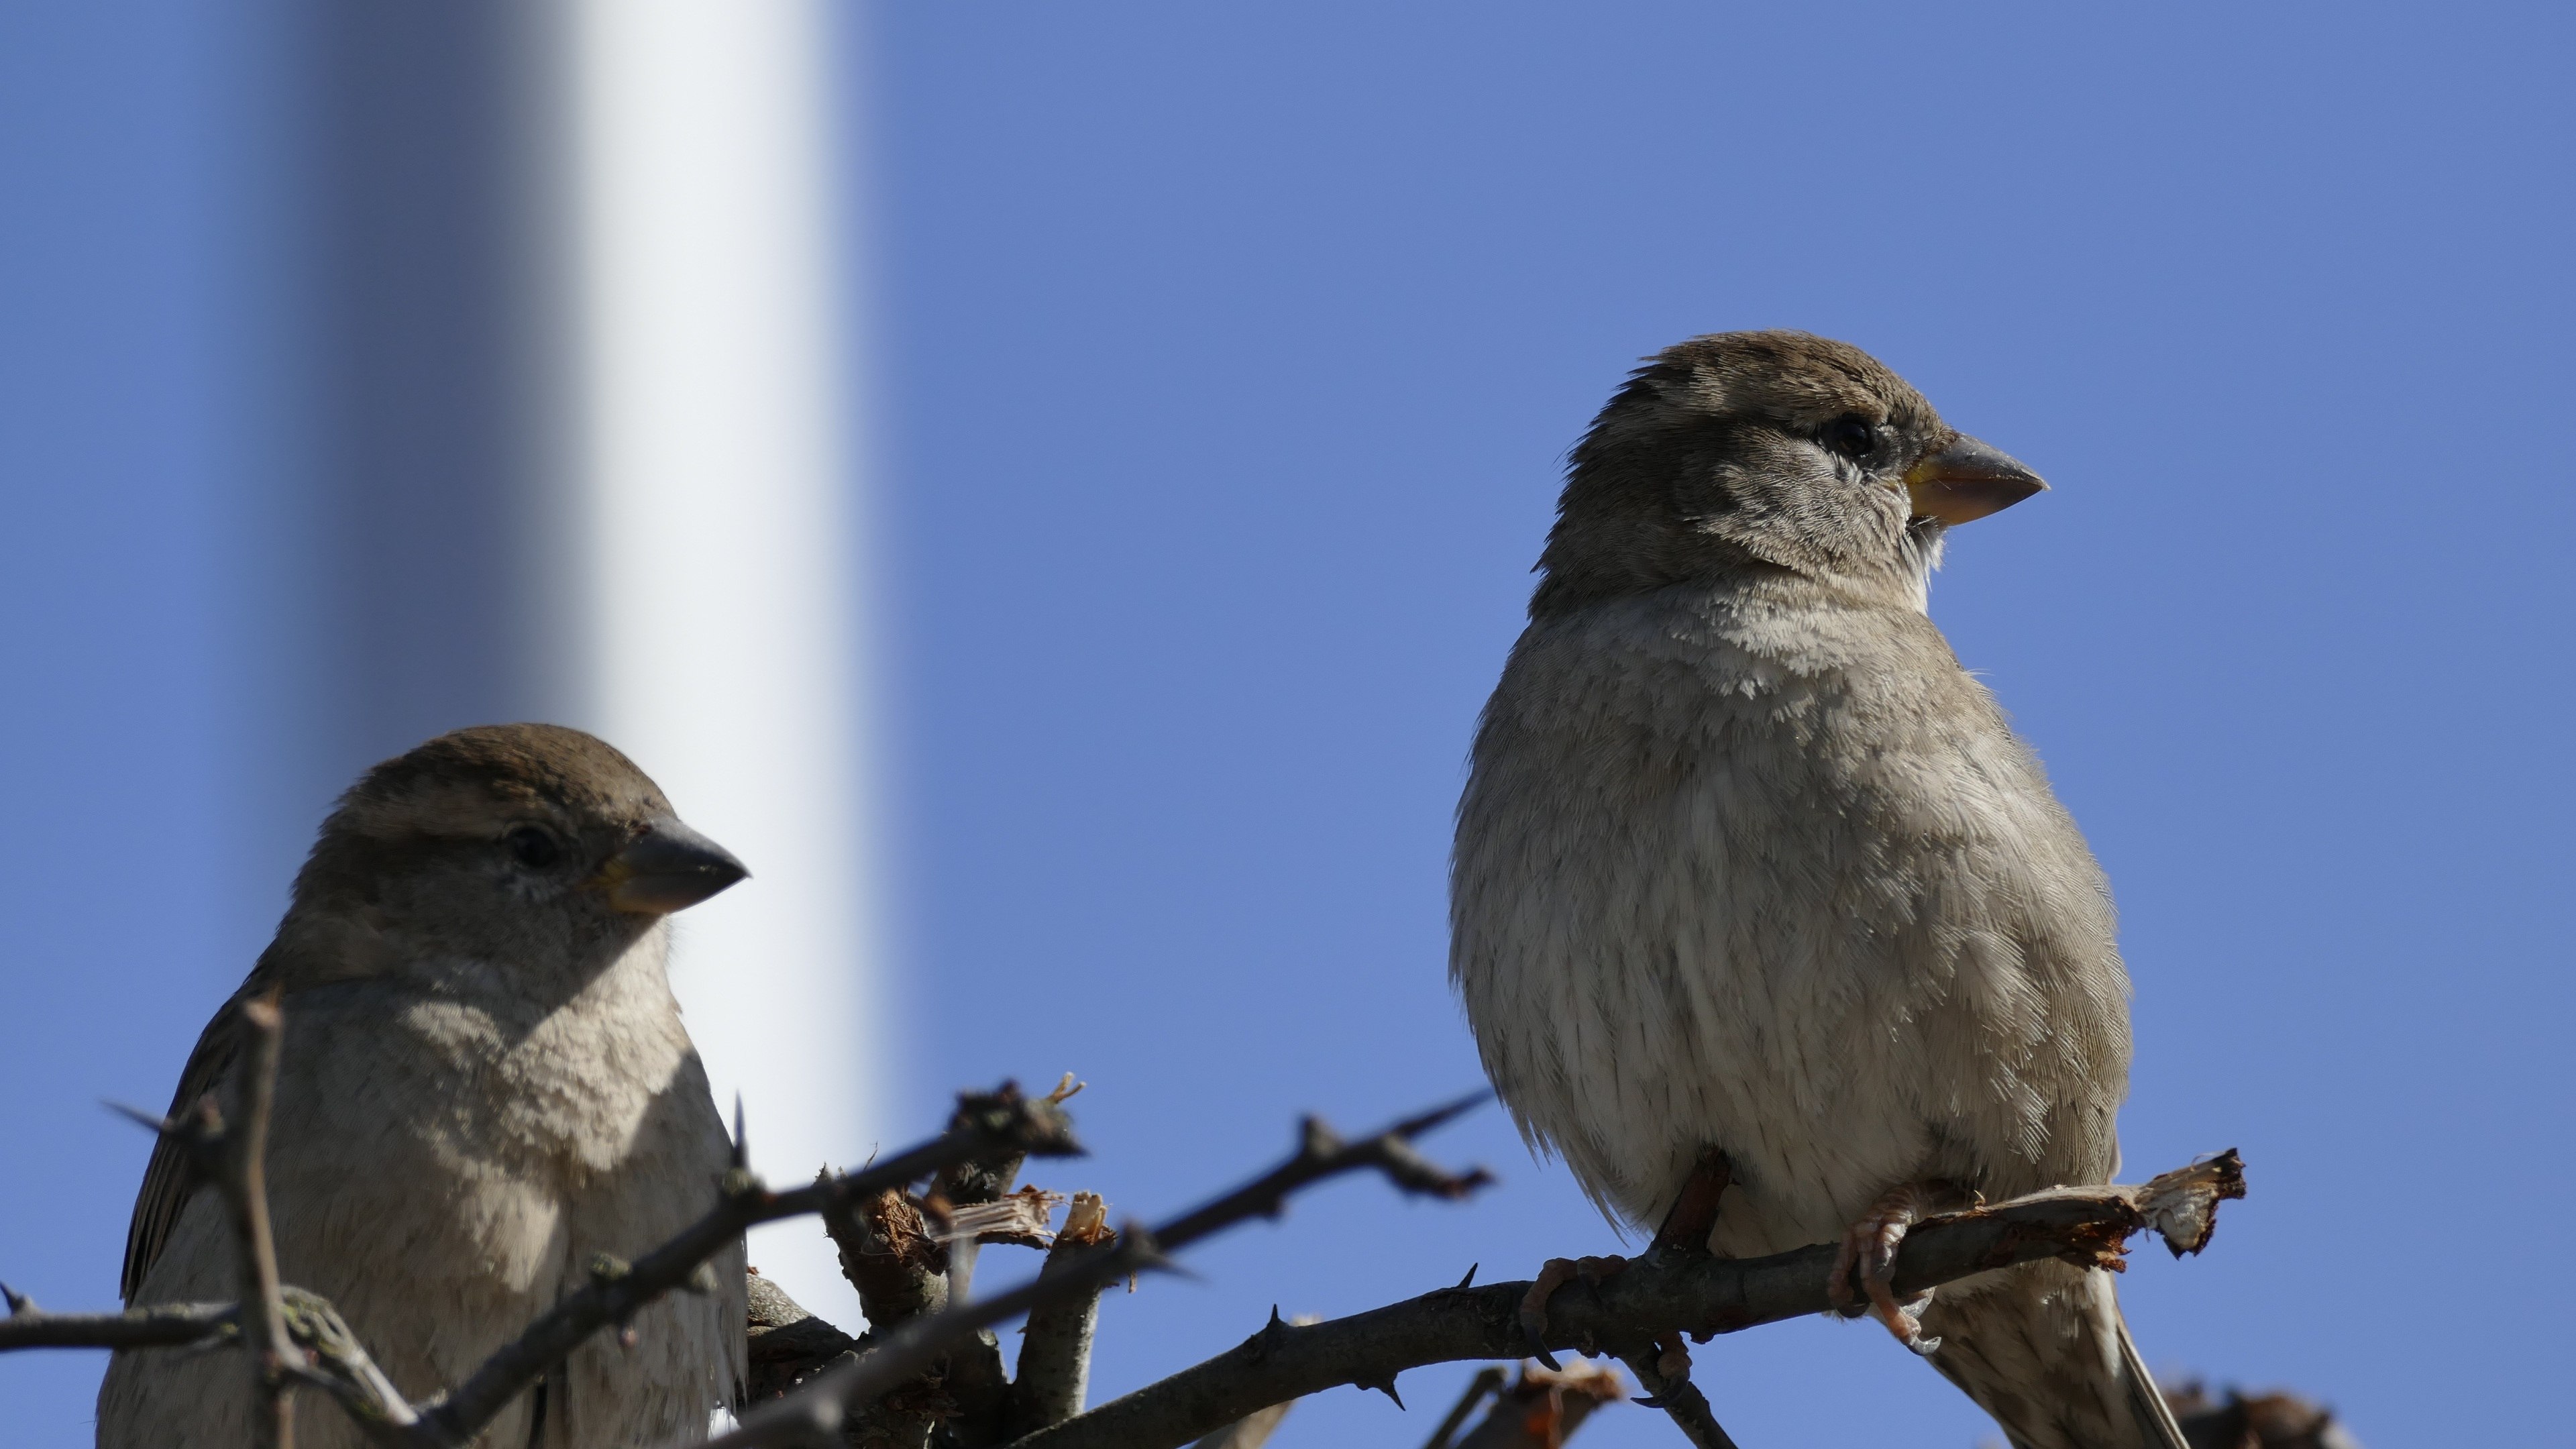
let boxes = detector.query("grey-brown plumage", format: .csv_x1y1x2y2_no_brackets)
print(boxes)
1451,332,2184,1448
101,724,750,1448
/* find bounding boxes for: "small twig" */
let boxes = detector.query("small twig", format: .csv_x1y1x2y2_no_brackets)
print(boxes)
1150,1093,1495,1252
200,986,297,1449
0,1291,415,1446
276,1287,421,1438
1449,1362,1625,1448
817,1089,1049,1448
0,1300,235,1352
1006,1154,2247,1449
941,1085,1046,1299
702,1229,1165,1448
743,1271,861,1404
698,1095,1497,1449
1421,1364,1505,1449
1616,1345,1735,1449
1008,1192,1115,1438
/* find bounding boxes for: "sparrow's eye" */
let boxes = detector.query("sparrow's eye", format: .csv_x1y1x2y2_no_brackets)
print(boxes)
1823,415,1878,461
505,826,564,871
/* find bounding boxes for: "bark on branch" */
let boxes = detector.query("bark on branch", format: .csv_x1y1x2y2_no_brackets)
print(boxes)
1006,1153,2247,1449
17,1081,1082,1449
703,1096,1499,1449
416,1083,1081,1446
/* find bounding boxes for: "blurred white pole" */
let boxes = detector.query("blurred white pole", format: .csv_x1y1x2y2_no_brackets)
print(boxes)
554,0,876,1324
250,0,879,1328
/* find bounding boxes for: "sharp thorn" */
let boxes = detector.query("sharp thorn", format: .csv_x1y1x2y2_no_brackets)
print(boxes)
1,1281,32,1315
1389,1089,1495,1140
1120,1226,1193,1281
731,1093,749,1171
103,1102,173,1136
1454,1263,1478,1289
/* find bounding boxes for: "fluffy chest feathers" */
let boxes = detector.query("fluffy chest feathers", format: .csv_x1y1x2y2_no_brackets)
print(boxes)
320,929,705,1187
1450,581,2131,1256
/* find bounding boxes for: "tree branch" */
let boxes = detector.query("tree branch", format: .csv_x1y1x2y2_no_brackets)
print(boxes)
222,988,297,1448
1442,1362,1625,1449
0,1290,417,1446
274,1287,422,1439
1148,1093,1495,1250
412,1081,1081,1446
1006,1192,1114,1438
0,1297,233,1352
696,1096,1498,1449
1421,1364,1507,1449
1006,1153,2248,1449
1616,1344,1735,1449
22,1081,1081,1449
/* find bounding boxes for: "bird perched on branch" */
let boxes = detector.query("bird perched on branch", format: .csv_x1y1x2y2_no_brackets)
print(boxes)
100,724,750,1448
1452,332,2186,1448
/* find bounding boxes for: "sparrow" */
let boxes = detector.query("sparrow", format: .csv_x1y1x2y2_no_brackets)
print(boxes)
1451,332,2186,1448
99,724,751,1448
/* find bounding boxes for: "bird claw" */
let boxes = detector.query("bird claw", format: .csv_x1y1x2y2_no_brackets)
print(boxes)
1516,1254,1628,1369
1829,1183,1945,1355
1650,1328,1692,1383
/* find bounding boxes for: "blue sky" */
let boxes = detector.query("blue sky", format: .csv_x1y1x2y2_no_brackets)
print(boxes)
5,4,2571,1444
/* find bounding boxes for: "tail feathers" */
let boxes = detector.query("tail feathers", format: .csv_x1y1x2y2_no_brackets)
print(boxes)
2115,1311,2192,1449
1920,1259,2187,1449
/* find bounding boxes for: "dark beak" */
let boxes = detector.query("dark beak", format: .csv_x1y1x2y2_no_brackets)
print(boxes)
591,816,749,915
1903,434,2047,526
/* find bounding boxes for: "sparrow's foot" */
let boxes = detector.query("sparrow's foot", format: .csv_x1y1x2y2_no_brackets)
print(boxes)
1517,1254,1628,1370
1649,1328,1691,1384
1828,1183,1951,1356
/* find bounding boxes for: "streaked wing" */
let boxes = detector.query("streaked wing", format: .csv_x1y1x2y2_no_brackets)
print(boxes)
119,969,267,1303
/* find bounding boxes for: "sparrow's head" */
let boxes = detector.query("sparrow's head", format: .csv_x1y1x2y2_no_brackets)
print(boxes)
1533,330,2044,615
280,723,748,984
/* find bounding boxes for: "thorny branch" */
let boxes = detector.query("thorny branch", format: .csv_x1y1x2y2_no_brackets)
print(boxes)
1148,1093,1495,1250
1007,1192,1115,1438
11,1083,1082,1449
704,1097,1499,1449
129,986,305,1447
811,1083,1057,1448
1006,1153,2249,1449
0,1296,235,1352
418,1083,1081,1448
9,1071,2259,1449
221,988,299,1448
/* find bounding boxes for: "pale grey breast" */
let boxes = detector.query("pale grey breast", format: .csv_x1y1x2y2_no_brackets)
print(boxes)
1451,578,2130,1258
